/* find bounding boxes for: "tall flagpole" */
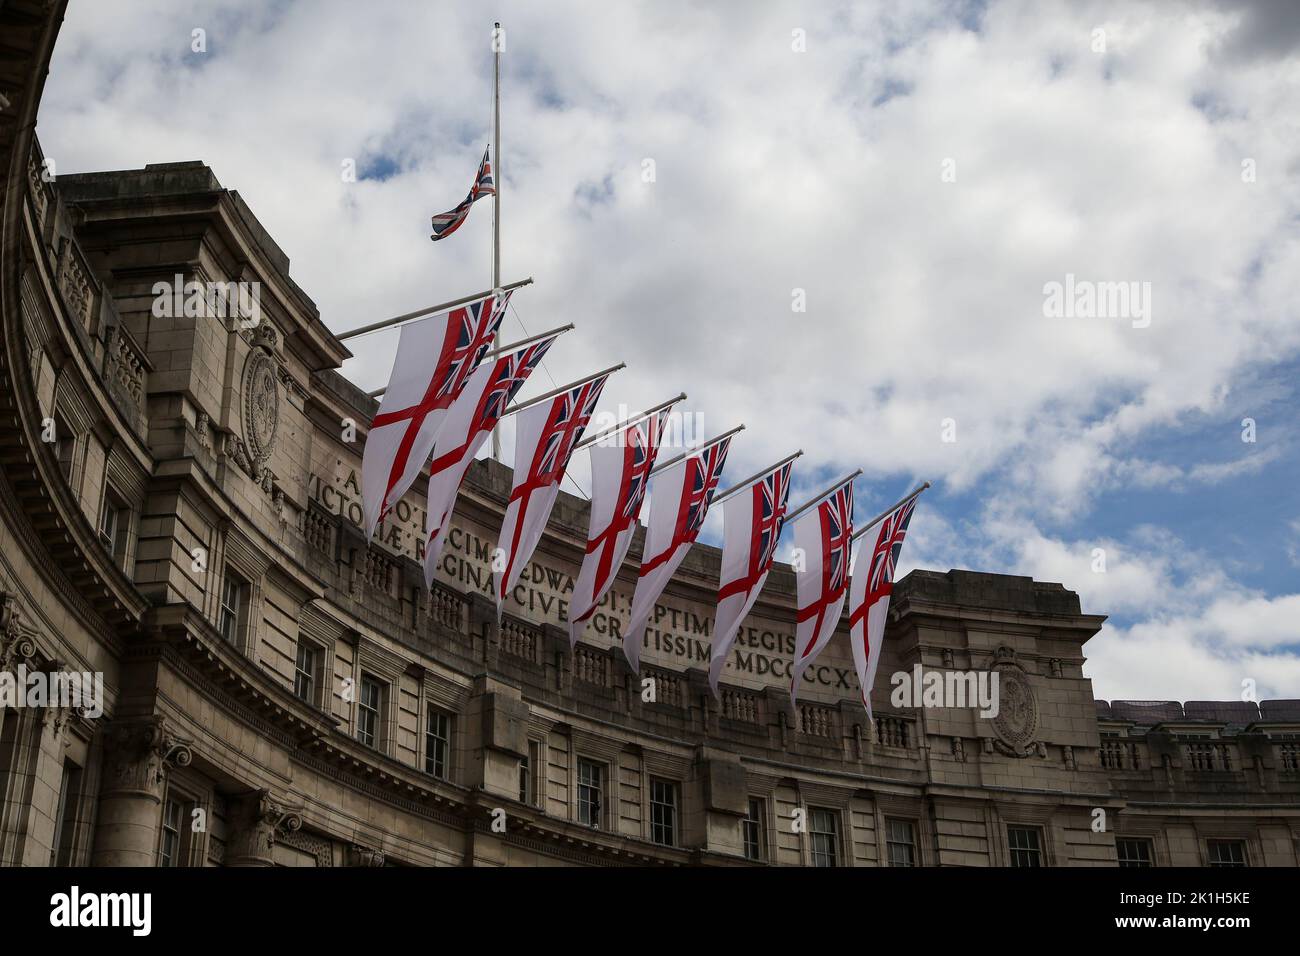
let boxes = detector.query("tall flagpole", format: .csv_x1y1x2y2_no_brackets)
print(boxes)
491,20,504,461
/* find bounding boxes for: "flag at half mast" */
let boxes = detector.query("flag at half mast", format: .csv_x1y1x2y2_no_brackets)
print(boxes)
430,146,495,241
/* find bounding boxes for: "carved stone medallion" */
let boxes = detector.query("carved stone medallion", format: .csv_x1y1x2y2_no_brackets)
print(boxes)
242,348,279,463
990,646,1039,758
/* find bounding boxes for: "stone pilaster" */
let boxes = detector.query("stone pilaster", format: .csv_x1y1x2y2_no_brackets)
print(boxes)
224,789,302,866
90,716,192,866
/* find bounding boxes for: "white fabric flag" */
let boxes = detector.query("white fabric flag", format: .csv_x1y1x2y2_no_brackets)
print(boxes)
361,292,509,539
789,481,854,707
493,374,608,617
849,494,921,720
622,436,731,672
568,410,668,647
421,337,555,588
708,460,793,695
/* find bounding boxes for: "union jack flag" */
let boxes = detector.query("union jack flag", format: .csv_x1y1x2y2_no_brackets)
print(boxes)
866,496,917,599
479,337,553,430
436,295,506,401
430,146,495,241
617,427,655,523
753,462,792,573
823,486,853,597
639,436,732,577
537,379,604,481
681,439,730,536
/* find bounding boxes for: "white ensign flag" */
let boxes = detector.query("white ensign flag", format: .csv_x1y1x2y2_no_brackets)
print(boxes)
622,436,731,672
360,292,509,539
789,481,853,707
568,411,668,647
709,460,793,695
849,493,921,720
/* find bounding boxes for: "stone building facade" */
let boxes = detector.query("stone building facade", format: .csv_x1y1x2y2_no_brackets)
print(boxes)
1,0,1298,868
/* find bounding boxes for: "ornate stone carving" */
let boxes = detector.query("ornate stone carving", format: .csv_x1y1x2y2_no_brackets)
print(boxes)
241,348,279,465
280,830,333,867
58,245,93,328
348,844,385,867
43,701,89,739
0,595,36,670
990,646,1039,758
101,716,194,801
225,789,303,866
195,412,211,450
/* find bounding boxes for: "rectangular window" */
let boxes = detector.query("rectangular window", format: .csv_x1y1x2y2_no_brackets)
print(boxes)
743,798,766,862
886,817,918,867
1117,838,1154,867
96,487,131,568
1207,840,1248,867
51,760,83,866
158,798,183,867
424,708,451,779
810,808,840,867
649,778,678,847
357,674,383,749
519,739,541,806
577,758,603,828
293,642,318,705
1008,826,1043,867
55,415,76,482
218,568,249,645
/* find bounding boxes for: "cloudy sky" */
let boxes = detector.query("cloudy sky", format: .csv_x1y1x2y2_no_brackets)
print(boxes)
37,0,1300,701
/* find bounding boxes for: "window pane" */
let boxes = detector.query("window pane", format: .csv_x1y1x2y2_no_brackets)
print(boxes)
650,778,677,847
810,808,839,867
1008,827,1042,867
1208,840,1247,867
887,818,917,867
425,709,450,778
577,759,602,828
1117,838,1153,867
159,799,182,867
743,798,764,861
294,643,317,703
358,676,382,748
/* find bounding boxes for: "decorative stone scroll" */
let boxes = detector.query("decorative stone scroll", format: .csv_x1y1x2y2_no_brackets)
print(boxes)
225,788,304,866
101,716,194,801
